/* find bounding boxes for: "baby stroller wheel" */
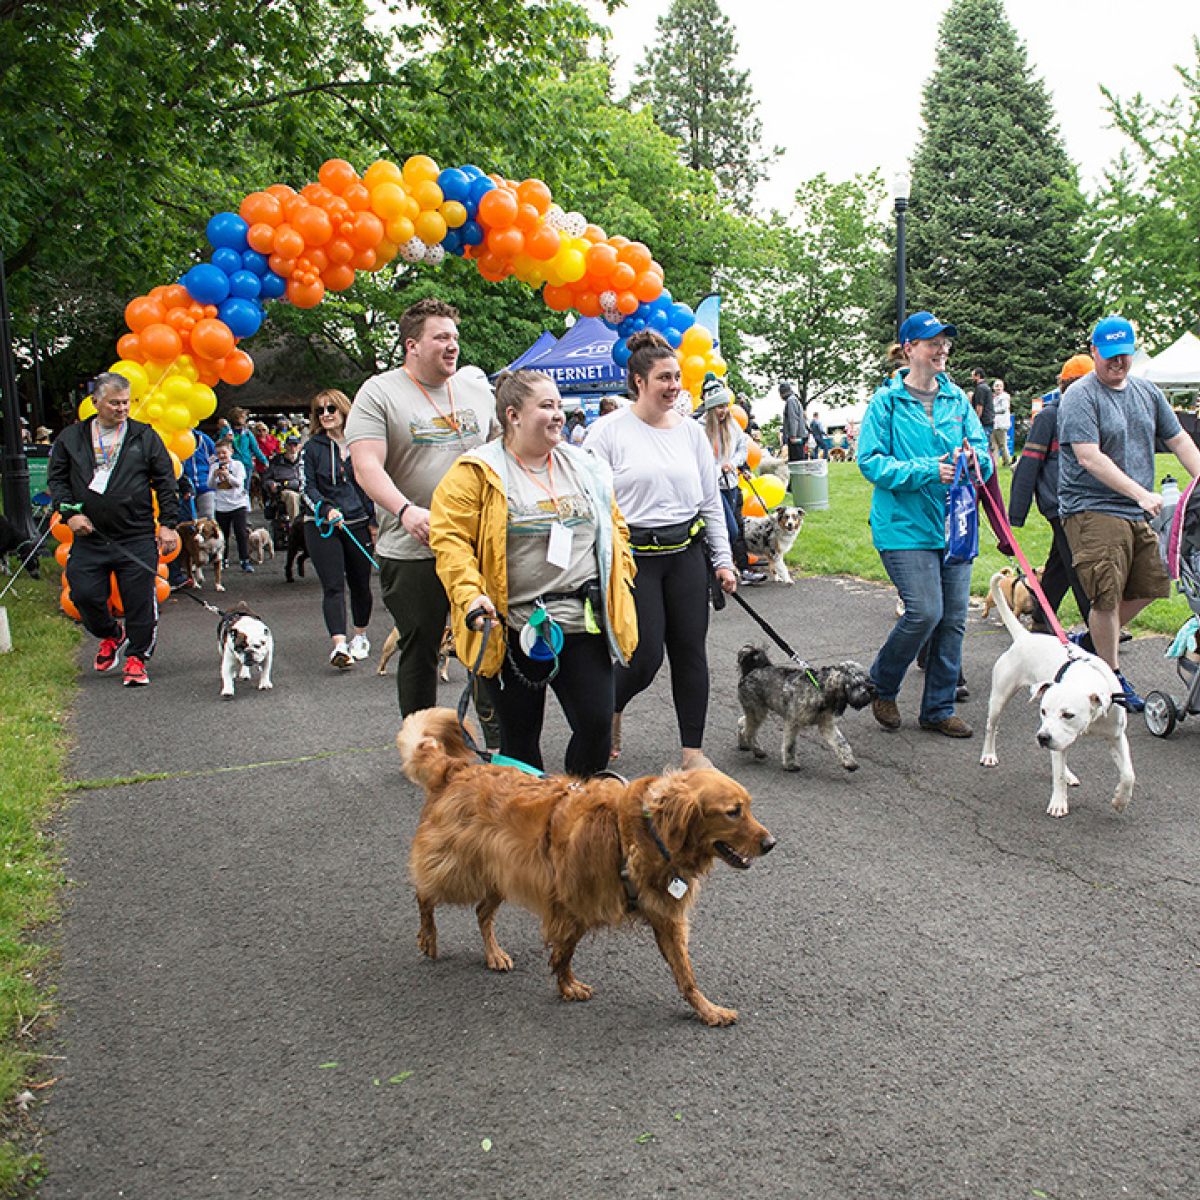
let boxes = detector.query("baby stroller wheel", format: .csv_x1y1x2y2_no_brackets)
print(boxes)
1143,690,1177,738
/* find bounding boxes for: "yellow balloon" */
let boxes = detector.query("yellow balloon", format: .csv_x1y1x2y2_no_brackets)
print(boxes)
401,154,439,187
168,451,183,480
440,201,467,229
78,397,97,420
171,429,197,462
161,375,195,407
110,360,150,400
160,401,192,433
679,325,714,356
174,354,200,383
746,474,786,510
557,247,587,283
363,159,402,190
370,181,408,221
414,209,447,245
386,215,415,245
188,383,217,423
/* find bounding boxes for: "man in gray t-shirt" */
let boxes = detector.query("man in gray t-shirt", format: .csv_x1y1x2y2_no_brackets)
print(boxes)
1057,315,1200,695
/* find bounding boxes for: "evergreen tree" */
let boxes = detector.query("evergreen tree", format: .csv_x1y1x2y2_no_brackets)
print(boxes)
629,0,777,203
902,0,1092,401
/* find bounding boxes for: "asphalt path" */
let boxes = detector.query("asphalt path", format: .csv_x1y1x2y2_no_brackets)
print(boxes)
42,536,1200,1199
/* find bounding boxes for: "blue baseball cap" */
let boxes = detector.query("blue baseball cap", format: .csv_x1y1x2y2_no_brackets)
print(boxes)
899,311,959,344
1091,315,1136,359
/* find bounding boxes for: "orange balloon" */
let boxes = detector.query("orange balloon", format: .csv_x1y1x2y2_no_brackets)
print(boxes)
574,290,603,318
514,203,541,232
109,575,124,617
190,318,235,361
140,323,183,362
516,178,552,215
292,204,333,247
162,284,191,309
343,182,371,212
731,404,749,431
583,223,607,243
287,277,325,308
477,188,518,230
543,283,574,312
527,225,562,261
155,577,171,603
610,262,636,291
743,495,767,518
125,296,166,334
350,247,377,271
615,291,640,315
319,158,359,194
585,243,618,279
323,263,356,292
326,237,355,264
55,542,71,567
60,590,80,621
487,227,524,259
220,349,255,386
350,211,384,251
267,253,296,278
116,333,143,360
272,223,306,260
632,270,663,303
240,191,284,227
617,242,653,272
246,222,277,254
746,441,762,470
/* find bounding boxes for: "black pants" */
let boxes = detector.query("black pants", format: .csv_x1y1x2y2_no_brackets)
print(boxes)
483,630,614,777
615,538,710,748
67,533,160,659
721,486,750,572
1034,515,1092,628
379,556,449,716
303,518,374,638
215,507,250,564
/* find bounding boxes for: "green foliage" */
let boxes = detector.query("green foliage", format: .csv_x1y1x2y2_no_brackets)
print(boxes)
1087,38,1200,350
743,173,888,407
628,0,778,204
900,0,1094,399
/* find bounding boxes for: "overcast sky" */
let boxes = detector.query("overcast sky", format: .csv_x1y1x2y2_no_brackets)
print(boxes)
596,0,1200,214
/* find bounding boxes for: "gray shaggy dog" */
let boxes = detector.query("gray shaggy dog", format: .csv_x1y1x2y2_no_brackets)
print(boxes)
736,645,877,772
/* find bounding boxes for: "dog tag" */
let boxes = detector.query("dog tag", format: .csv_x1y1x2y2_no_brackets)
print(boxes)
546,522,573,568
668,876,689,900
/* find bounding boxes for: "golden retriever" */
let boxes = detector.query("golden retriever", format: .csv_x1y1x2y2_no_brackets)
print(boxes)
398,708,776,1026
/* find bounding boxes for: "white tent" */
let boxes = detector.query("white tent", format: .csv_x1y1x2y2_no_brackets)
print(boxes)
1139,330,1200,390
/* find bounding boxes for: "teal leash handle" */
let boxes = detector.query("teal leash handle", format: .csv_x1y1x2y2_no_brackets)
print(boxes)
312,500,380,570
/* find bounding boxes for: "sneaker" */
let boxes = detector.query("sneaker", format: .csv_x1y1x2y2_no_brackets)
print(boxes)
739,570,769,585
1115,672,1145,712
122,655,149,687
918,715,973,737
240,560,255,573
330,644,352,670
348,633,371,661
872,698,901,730
94,626,127,672
1067,630,1094,653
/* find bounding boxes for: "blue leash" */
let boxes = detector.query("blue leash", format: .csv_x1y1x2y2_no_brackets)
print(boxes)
312,500,380,569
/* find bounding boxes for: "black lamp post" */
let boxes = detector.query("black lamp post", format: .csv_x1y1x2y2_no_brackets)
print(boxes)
0,247,36,539
892,171,911,339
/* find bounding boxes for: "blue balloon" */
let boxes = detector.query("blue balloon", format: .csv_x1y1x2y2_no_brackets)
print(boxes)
441,228,464,256
468,176,496,206
211,247,242,276
228,270,262,300
260,271,286,301
437,168,471,205
616,317,638,339
460,220,484,247
657,287,674,309
183,263,231,306
460,164,485,181
635,302,654,323
206,211,249,253
648,308,670,333
669,303,695,332
218,297,263,339
665,326,683,350
612,339,632,369
241,249,269,277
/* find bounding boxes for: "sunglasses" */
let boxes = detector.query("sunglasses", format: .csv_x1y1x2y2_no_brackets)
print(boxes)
316,404,341,415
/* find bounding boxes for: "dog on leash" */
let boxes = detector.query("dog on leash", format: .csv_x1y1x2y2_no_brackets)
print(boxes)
378,623,454,680
217,603,274,698
743,507,804,584
736,645,876,772
176,519,225,591
980,571,1134,818
0,514,40,579
981,566,1041,625
284,519,308,583
247,526,274,565
398,707,776,1026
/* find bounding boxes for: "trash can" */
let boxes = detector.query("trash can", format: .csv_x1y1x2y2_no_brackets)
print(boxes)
789,459,829,511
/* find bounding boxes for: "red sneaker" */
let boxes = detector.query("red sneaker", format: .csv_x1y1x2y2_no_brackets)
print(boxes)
94,626,127,672
122,655,149,687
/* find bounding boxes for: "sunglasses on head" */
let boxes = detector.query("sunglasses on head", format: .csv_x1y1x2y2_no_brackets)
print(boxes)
317,403,341,414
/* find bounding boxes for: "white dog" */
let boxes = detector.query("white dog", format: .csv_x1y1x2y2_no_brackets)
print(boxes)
980,572,1134,818
217,605,274,699
247,526,274,564
743,507,804,585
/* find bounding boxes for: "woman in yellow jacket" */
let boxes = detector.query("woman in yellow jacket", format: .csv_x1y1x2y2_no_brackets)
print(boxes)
430,370,637,776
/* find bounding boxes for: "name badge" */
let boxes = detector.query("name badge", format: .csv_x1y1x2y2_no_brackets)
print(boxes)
547,522,573,568
89,467,112,494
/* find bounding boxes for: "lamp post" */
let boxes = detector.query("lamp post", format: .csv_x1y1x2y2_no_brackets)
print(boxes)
892,171,911,340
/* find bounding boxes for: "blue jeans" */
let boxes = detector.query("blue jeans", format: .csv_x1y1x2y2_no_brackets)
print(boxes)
872,549,973,724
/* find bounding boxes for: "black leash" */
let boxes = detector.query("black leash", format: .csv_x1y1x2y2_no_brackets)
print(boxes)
728,588,822,688
0,517,54,601
88,532,230,618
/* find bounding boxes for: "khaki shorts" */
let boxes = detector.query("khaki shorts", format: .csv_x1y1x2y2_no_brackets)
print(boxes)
1063,511,1170,611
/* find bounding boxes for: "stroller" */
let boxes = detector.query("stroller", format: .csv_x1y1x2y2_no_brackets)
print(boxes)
1144,476,1200,737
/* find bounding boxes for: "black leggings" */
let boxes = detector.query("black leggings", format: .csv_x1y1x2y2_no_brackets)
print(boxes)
615,538,710,748
483,630,614,777
303,518,374,638
215,507,250,564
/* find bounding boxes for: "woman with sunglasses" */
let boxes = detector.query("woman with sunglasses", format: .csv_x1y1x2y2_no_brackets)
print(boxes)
301,390,376,669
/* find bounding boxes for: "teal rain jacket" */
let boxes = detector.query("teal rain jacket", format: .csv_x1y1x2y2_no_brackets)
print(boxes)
857,370,994,552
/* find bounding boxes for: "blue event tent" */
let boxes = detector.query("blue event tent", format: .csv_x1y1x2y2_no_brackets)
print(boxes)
500,318,625,416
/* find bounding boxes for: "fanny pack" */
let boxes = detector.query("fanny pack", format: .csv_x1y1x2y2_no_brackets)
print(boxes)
627,516,704,553
538,578,605,636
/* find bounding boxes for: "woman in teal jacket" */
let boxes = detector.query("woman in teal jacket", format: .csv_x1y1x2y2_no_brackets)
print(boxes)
857,312,993,737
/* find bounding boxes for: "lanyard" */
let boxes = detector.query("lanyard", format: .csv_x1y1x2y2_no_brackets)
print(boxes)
92,420,127,468
508,449,562,519
404,367,459,436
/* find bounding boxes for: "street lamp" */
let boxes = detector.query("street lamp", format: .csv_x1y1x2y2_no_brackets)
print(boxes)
892,171,911,340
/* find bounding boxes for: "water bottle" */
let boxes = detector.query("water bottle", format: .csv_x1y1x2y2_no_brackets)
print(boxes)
1162,474,1181,507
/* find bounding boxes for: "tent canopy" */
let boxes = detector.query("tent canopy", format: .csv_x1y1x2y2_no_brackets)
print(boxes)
1136,330,1200,389
502,317,624,394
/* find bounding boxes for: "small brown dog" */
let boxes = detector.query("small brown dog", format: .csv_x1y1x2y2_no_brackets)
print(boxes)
176,518,225,592
981,567,1041,625
398,708,776,1025
377,623,454,679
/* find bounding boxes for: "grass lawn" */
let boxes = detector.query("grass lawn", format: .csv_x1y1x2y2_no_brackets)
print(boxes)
788,457,1194,638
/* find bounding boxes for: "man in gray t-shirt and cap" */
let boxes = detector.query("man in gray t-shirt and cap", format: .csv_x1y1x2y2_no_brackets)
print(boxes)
1058,314,1200,707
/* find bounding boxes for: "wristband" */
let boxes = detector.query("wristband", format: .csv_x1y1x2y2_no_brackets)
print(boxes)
397,501,411,523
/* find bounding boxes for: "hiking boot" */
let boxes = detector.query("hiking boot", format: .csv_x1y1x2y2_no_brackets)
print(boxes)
872,698,901,730
94,626,127,672
1115,672,1144,713
919,715,973,738
122,655,149,687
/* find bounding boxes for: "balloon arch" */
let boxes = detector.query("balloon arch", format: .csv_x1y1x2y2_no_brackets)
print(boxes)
91,154,730,467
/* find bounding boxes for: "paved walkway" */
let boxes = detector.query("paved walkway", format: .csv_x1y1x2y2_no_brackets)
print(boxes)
41,548,1200,1199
